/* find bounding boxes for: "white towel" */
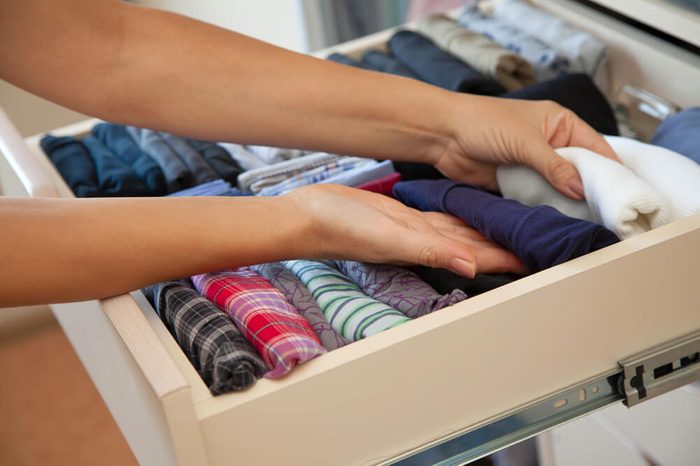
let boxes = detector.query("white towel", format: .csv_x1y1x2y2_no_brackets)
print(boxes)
606,136,700,219
557,147,673,238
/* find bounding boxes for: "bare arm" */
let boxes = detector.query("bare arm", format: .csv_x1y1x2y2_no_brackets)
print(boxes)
0,187,524,307
0,0,616,193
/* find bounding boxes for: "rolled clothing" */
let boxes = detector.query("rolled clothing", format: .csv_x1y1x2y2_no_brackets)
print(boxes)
458,6,571,82
40,135,99,197
92,123,167,195
158,132,220,185
361,50,422,79
416,14,536,91
491,0,607,82
394,179,619,273
82,135,151,196
142,280,267,395
127,127,192,193
193,268,326,379
327,52,367,69
503,73,618,135
186,139,244,185
605,136,700,219
237,152,341,193
251,262,350,351
411,267,517,296
257,157,376,196
219,143,268,171
651,107,700,164
318,160,395,187
284,260,411,341
388,30,506,95
329,261,467,318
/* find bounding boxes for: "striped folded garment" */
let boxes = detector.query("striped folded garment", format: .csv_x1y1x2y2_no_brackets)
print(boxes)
284,260,411,341
237,152,341,193
192,268,326,379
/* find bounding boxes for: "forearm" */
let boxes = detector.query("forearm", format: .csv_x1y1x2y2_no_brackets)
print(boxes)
0,0,457,164
0,196,311,306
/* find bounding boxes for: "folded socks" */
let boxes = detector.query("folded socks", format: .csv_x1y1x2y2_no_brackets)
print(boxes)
193,268,326,379
388,30,506,95
394,179,619,272
416,14,536,91
651,107,700,164
143,280,267,394
40,135,99,197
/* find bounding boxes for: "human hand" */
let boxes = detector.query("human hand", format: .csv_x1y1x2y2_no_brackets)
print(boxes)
287,184,526,277
433,96,619,199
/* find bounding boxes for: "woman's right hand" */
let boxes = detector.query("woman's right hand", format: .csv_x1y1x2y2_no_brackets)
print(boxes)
287,184,526,277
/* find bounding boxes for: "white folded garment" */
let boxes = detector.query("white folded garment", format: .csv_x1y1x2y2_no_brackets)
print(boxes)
496,165,595,221
557,147,673,238
246,145,310,164
606,136,700,219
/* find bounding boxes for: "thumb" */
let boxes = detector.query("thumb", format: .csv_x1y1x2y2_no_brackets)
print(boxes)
526,142,585,200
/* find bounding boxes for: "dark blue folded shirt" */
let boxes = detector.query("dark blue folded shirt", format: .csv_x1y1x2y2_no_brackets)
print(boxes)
361,50,421,80
504,73,619,136
388,30,505,96
93,123,167,195
40,135,99,197
651,107,700,164
393,179,619,272
82,136,151,196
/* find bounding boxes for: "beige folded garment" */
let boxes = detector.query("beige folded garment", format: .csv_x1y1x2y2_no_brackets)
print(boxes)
416,14,536,91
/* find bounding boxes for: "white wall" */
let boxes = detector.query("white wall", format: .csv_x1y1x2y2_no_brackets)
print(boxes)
136,0,313,52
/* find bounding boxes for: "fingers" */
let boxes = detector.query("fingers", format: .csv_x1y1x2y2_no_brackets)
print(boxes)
560,115,620,162
525,141,585,200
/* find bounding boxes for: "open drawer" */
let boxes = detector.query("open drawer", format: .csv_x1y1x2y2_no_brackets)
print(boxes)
1,1,699,465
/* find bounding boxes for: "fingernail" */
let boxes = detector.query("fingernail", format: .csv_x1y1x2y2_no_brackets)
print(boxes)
567,176,585,200
450,257,476,277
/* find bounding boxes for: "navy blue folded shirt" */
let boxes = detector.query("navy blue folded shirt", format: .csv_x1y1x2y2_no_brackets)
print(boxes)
92,123,167,195
388,30,506,96
82,135,151,196
651,107,700,164
40,135,99,197
393,179,619,273
361,50,421,80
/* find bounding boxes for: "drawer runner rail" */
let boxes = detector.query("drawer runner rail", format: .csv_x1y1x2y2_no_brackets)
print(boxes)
388,330,700,466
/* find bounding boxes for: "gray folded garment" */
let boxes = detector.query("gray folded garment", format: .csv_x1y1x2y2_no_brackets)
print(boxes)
127,127,192,193
329,260,468,318
157,132,220,185
416,14,536,91
237,152,341,193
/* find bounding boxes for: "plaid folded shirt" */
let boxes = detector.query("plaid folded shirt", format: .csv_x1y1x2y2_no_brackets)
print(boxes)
329,261,467,318
251,262,351,351
284,260,411,341
142,280,267,395
192,268,326,379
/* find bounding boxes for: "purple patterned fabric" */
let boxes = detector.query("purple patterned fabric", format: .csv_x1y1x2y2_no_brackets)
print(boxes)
329,261,467,318
252,263,351,350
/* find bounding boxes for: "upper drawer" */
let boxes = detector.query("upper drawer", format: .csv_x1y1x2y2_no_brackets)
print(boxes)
2,1,700,465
